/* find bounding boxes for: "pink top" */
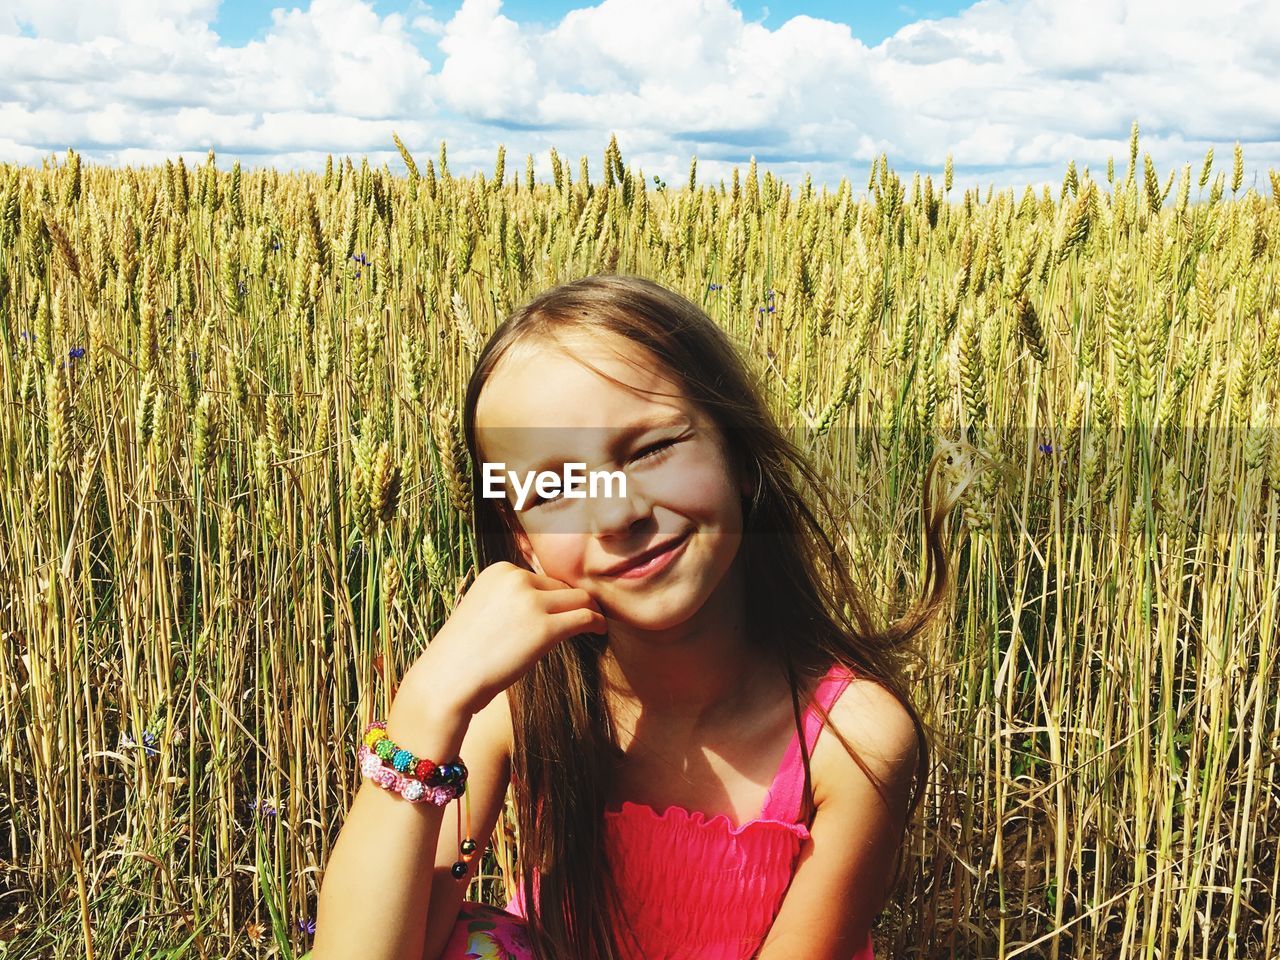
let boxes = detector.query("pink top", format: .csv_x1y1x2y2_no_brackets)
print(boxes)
505,662,876,960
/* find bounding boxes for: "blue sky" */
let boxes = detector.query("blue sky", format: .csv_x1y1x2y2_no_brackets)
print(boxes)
1,0,1276,195
211,0,976,48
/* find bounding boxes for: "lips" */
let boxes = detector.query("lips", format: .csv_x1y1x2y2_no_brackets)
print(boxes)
599,531,691,577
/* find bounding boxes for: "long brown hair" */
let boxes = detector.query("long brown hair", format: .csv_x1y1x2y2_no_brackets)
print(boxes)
461,273,961,959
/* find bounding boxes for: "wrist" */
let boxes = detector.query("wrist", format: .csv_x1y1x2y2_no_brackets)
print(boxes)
386,671,472,760
396,659,476,721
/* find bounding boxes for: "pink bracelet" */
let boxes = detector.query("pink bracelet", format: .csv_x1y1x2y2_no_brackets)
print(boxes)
358,744,460,805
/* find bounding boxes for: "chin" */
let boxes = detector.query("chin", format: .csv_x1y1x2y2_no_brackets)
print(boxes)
606,612,694,634
599,585,706,632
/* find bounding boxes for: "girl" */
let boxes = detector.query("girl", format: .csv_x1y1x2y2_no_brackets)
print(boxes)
314,275,956,960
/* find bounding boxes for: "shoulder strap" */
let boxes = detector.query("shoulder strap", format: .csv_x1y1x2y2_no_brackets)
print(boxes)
757,662,857,824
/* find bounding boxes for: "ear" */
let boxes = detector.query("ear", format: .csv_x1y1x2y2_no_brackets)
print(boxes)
738,455,758,500
510,524,545,576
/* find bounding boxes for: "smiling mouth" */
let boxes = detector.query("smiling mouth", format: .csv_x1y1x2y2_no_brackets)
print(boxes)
599,530,691,577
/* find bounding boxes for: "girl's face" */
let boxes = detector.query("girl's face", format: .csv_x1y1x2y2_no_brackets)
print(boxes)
474,333,750,630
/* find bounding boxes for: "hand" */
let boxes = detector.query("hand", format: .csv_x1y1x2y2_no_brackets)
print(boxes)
403,561,608,719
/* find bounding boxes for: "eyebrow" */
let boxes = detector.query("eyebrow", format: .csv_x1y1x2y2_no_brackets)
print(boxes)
519,413,692,477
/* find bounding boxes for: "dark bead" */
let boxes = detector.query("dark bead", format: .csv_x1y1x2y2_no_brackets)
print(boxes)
460,838,477,855
451,860,468,879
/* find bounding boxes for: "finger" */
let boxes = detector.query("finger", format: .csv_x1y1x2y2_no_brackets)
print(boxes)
538,587,604,616
545,606,609,638
519,569,581,592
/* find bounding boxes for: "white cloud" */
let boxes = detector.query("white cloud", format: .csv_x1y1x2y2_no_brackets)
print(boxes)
436,0,538,120
412,14,448,36
0,0,1275,196
237,0,435,119
1,0,221,43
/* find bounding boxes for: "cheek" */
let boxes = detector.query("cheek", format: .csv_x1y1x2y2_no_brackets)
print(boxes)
647,459,736,514
528,535,589,580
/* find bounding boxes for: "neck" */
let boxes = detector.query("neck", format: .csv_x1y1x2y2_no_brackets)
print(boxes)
596,552,778,732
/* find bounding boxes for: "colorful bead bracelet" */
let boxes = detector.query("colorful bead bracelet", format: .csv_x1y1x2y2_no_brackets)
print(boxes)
361,720,469,794
358,744,463,804
358,718,478,880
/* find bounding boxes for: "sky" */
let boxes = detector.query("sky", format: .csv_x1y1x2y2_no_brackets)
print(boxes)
208,0,975,48
0,0,1277,196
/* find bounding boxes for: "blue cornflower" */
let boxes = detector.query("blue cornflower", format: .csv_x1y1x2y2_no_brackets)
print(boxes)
758,306,766,314
20,330,35,341
354,270,361,279
119,730,159,757
297,918,316,936
271,240,281,251
707,282,722,291
766,289,775,300
1038,442,1053,455
766,304,775,312
69,346,86,360
250,796,279,818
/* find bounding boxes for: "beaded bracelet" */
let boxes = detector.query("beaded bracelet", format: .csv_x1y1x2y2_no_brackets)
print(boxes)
358,719,479,881
358,744,462,804
361,721,470,794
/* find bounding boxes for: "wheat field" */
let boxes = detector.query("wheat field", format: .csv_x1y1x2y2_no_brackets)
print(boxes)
1,126,1278,958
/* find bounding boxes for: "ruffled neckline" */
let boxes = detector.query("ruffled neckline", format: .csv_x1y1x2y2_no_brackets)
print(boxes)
604,799,811,840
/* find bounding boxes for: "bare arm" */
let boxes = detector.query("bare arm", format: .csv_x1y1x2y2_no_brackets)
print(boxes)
755,680,919,959
311,671,472,960
312,560,605,960
420,688,514,960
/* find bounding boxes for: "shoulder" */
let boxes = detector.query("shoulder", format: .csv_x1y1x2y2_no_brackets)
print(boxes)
811,674,920,813
754,675,920,952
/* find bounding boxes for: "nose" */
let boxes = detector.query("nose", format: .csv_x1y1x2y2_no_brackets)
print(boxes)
587,479,653,537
